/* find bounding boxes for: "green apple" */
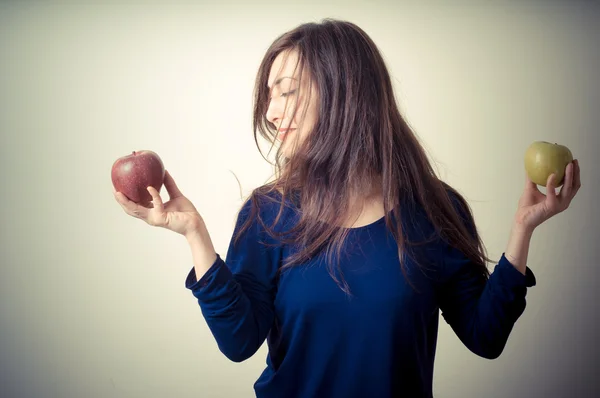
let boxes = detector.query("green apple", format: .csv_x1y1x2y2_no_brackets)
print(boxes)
524,141,573,187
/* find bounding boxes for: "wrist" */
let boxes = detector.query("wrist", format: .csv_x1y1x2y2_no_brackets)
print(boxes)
185,221,218,282
512,216,535,237
185,219,215,254
184,216,207,241
505,220,534,275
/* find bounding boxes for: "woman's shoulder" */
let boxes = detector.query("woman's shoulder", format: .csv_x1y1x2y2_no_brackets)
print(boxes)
397,182,470,238
236,185,301,231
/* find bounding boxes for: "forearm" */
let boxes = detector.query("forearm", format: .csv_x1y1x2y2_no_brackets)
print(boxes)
504,220,534,276
185,222,218,283
184,221,273,363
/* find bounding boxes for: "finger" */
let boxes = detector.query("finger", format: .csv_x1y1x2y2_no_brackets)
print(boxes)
573,159,581,192
147,186,164,212
545,173,559,210
113,191,129,207
558,162,574,201
163,170,183,199
114,191,150,219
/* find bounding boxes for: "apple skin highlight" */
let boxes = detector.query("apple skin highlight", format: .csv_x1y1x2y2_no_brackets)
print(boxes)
111,150,165,205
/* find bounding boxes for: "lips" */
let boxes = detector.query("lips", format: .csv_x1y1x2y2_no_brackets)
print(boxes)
278,128,296,139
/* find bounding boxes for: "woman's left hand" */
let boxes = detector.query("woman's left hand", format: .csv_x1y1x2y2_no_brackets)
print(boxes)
514,159,581,232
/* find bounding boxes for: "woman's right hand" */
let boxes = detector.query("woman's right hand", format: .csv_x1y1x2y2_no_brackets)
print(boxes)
114,170,204,237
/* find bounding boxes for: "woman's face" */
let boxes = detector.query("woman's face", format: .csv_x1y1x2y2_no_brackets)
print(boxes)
266,49,318,158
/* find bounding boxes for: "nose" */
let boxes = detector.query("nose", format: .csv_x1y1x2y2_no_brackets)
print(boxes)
266,97,283,127
265,104,277,127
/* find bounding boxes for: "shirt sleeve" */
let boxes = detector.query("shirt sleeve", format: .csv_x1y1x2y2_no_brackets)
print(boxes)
184,196,280,362
435,193,537,359
437,246,536,359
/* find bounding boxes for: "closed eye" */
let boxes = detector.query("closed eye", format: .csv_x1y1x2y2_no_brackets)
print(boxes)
267,89,297,101
281,89,297,98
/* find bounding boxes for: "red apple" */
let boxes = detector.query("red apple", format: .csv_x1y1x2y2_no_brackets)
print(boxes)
111,150,165,205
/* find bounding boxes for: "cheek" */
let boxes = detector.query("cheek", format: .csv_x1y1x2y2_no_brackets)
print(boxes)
288,99,301,119
290,96,310,123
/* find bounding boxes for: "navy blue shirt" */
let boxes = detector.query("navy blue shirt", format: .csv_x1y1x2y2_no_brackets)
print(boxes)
185,191,536,397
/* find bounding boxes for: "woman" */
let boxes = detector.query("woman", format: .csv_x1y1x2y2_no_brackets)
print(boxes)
114,19,581,398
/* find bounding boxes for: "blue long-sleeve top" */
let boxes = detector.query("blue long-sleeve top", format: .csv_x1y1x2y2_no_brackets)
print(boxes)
185,190,536,398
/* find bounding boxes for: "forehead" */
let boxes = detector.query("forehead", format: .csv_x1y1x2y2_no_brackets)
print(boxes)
267,50,300,88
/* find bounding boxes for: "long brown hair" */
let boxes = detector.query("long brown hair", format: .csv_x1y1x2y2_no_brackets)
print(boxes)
233,18,492,295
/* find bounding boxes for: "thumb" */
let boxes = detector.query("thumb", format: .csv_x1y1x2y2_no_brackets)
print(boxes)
524,170,539,192
147,186,165,213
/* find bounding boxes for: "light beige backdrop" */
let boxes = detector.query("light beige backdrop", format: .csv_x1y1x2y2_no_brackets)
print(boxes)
1,1,598,397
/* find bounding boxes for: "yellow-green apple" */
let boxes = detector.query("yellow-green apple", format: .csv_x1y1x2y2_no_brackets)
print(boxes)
524,141,573,187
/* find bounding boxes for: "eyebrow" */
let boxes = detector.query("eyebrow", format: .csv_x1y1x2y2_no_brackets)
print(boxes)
267,76,297,89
